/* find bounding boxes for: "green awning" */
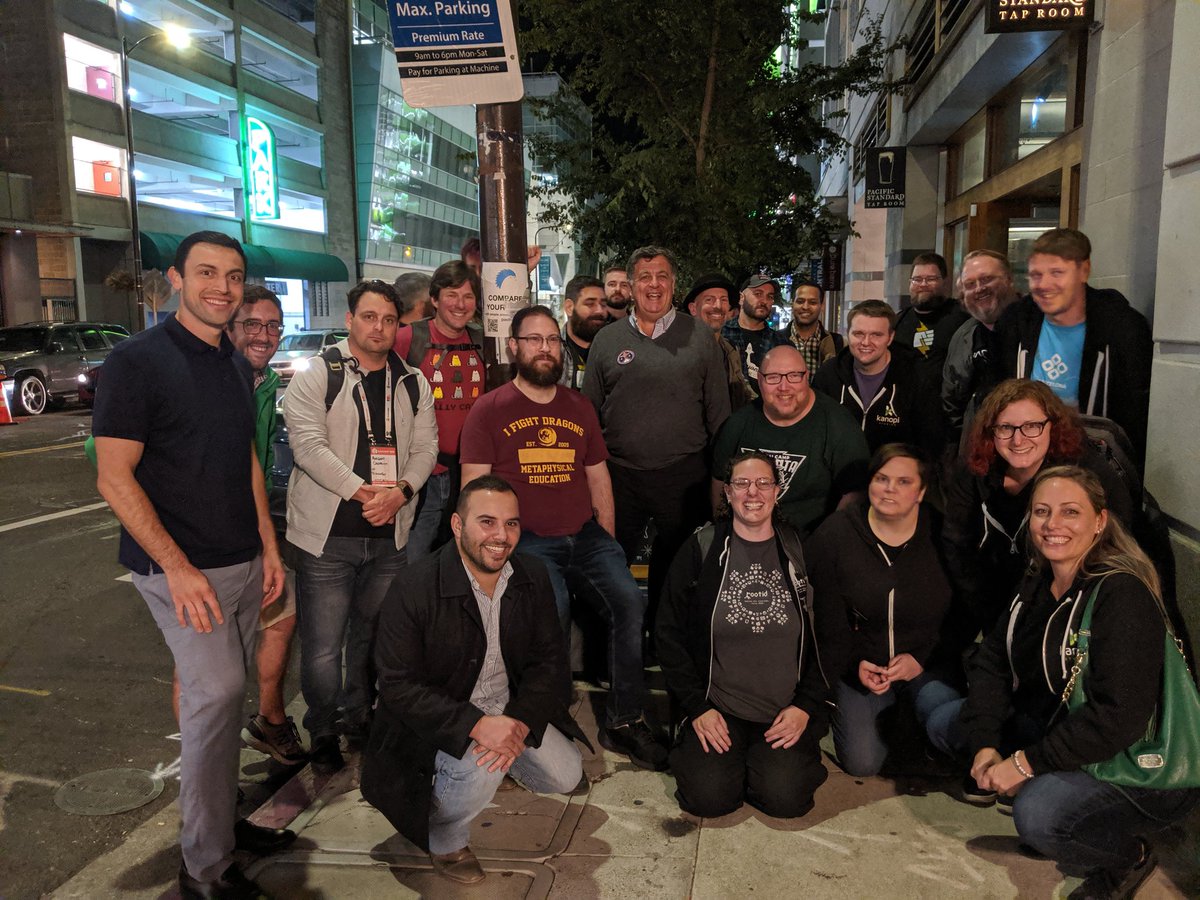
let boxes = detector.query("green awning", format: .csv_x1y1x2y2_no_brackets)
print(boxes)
138,231,349,282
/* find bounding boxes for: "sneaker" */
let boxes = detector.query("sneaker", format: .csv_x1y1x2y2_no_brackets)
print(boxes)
309,735,345,774
996,793,1014,816
179,861,273,900
961,774,997,806
599,717,669,771
1068,842,1156,899
241,715,308,766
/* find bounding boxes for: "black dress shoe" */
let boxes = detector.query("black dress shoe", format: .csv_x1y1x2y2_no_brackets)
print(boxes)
179,862,273,899
233,819,297,855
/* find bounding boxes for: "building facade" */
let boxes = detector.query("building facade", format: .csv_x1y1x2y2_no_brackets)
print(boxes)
819,0,1200,634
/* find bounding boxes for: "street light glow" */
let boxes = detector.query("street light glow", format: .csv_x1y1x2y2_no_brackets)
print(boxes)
163,24,192,50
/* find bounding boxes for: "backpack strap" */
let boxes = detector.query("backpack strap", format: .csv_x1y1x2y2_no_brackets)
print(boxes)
320,346,347,412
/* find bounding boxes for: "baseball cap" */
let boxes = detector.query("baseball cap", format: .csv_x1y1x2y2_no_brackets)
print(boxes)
740,273,781,296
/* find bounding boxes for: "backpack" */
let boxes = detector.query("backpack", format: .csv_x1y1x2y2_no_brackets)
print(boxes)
320,346,419,416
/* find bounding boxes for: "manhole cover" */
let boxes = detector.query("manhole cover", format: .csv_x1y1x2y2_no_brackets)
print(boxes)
54,768,164,816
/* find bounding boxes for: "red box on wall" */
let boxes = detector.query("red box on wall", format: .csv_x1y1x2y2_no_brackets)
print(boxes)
85,66,117,102
92,161,122,196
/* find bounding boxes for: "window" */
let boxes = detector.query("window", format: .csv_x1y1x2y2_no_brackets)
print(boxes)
241,32,319,101
245,110,323,167
63,35,121,103
953,112,986,196
72,137,127,197
128,64,236,138
276,189,326,233
119,0,234,62
994,44,1071,169
77,327,108,351
134,155,239,218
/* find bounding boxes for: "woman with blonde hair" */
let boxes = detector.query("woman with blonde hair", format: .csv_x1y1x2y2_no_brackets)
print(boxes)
928,466,1199,899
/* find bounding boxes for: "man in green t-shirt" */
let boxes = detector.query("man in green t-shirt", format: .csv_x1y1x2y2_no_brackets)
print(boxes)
712,345,869,535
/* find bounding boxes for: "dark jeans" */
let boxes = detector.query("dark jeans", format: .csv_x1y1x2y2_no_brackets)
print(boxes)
518,520,648,727
925,697,1044,761
609,453,709,628
295,536,406,739
832,671,962,776
670,709,828,819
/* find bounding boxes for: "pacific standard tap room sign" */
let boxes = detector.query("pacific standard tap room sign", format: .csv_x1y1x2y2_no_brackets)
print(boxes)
985,0,1094,33
864,147,906,209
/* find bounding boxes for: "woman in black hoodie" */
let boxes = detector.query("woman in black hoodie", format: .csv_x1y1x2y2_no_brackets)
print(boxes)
930,466,1199,900
806,444,967,776
942,379,1132,637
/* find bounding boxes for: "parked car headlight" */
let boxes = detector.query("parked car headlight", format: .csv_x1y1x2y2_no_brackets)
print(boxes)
293,357,311,372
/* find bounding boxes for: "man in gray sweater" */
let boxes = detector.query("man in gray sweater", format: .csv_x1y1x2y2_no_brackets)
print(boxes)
582,246,731,628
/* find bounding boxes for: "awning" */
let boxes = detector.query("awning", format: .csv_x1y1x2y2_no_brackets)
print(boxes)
139,231,349,282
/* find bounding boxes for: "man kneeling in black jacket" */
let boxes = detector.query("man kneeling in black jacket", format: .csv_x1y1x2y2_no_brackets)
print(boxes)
361,475,589,884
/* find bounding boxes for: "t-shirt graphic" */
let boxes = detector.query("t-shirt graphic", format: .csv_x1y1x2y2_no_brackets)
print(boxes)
410,323,485,473
720,562,792,633
912,321,934,355
1033,319,1085,405
753,449,807,501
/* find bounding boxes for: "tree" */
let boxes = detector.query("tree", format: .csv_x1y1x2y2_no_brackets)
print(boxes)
520,0,899,282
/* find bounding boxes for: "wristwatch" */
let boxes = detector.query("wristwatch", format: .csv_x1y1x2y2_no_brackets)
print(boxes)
397,480,414,502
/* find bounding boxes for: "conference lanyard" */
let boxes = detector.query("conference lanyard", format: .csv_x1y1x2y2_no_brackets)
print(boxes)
356,364,397,486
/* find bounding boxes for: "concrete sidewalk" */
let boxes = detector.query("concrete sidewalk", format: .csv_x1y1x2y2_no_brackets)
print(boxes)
50,686,1200,899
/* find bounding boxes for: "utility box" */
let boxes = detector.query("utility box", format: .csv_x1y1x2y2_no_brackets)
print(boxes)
92,161,122,197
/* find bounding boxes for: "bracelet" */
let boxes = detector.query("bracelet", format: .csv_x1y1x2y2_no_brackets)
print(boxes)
1012,750,1033,780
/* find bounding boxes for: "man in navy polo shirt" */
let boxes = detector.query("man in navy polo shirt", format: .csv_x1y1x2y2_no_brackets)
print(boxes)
94,231,285,900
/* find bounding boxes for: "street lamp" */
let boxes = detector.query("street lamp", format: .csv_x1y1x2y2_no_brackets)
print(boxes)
119,24,191,329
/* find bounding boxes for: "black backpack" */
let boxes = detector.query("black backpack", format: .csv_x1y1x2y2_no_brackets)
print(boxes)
320,346,419,416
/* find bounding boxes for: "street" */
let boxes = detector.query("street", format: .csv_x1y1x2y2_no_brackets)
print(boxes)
0,406,297,899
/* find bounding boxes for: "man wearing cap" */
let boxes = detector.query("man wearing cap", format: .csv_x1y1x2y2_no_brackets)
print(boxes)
722,274,788,385
684,273,756,412
778,280,843,376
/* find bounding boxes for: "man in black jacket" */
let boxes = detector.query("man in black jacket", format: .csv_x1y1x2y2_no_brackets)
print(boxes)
992,228,1153,465
812,300,943,456
360,476,587,885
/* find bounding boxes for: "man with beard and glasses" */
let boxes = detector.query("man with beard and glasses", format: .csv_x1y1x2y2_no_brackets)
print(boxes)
894,252,969,390
942,250,1020,445
602,263,632,321
361,475,589,885
460,306,668,770
684,273,756,412
559,274,609,389
721,274,787,384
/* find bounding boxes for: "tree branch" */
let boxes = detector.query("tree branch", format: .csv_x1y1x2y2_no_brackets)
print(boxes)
635,67,698,152
695,15,720,177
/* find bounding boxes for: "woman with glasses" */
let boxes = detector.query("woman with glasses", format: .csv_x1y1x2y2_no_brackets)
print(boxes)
805,444,967,776
943,379,1132,645
930,466,1199,899
656,451,841,819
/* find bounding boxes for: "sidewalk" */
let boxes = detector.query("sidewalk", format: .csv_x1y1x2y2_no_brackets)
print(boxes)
51,685,1200,899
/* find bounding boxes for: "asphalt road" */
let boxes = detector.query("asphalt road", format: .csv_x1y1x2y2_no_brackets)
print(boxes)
0,406,297,899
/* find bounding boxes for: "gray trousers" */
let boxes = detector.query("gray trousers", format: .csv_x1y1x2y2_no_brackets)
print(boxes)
135,557,262,882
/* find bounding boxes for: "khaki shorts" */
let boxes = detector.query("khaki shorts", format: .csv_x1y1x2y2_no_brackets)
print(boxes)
258,567,296,630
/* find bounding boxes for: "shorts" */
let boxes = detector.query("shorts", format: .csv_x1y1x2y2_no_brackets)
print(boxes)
258,567,296,630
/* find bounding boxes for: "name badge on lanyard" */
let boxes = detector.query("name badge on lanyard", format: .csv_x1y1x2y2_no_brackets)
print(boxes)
359,365,397,487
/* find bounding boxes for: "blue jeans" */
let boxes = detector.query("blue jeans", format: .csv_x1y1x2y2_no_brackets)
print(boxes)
428,724,582,854
832,671,962,776
1013,771,1200,872
295,536,406,739
924,697,1045,761
406,471,452,560
517,520,647,727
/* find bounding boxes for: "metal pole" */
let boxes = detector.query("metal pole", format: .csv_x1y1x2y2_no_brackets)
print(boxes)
475,93,527,389
120,39,145,331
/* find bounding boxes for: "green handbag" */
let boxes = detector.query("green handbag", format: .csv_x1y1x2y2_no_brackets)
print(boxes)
1061,582,1200,789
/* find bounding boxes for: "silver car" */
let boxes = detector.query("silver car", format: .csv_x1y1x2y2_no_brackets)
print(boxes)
0,321,130,415
268,329,348,386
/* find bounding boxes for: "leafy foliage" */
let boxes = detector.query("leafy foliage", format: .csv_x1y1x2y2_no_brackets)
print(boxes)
520,0,900,283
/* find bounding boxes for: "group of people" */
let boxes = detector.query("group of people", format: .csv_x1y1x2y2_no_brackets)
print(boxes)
91,226,1192,900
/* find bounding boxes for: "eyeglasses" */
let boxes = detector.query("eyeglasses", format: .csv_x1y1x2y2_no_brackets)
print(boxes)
514,334,563,349
761,370,808,385
991,419,1049,440
910,275,942,285
728,477,778,492
237,320,283,336
961,274,1001,293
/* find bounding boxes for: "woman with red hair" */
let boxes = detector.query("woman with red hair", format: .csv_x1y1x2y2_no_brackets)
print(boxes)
943,380,1132,646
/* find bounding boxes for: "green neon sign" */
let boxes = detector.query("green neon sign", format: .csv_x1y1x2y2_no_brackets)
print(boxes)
246,116,279,221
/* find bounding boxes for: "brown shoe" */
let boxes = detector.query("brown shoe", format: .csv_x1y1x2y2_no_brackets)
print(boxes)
430,846,485,884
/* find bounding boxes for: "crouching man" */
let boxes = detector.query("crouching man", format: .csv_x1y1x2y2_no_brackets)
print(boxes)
360,475,589,884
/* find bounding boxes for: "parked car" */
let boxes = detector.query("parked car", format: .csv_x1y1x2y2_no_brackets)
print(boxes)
268,329,348,386
77,365,102,407
0,321,130,415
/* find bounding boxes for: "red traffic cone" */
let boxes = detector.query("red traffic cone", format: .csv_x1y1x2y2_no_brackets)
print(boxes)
0,381,17,425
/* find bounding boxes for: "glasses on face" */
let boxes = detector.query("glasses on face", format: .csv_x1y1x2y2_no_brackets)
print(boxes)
760,370,808,385
728,477,778,492
910,275,942,285
237,320,283,336
991,419,1049,440
514,334,563,349
961,274,1001,293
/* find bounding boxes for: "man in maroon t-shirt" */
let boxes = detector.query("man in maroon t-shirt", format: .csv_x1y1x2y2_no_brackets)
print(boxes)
460,306,667,772
395,260,486,557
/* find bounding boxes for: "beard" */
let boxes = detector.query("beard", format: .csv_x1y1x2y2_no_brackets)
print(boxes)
605,295,630,310
515,354,563,387
571,313,607,342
